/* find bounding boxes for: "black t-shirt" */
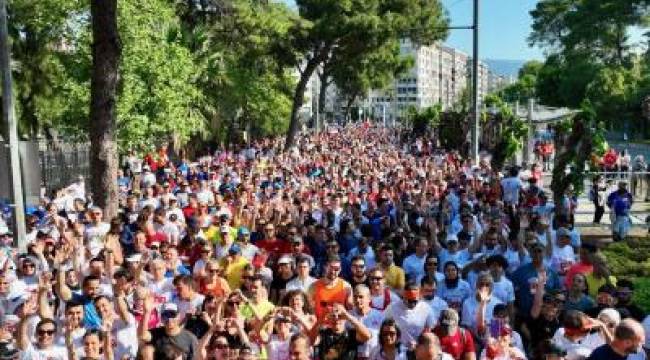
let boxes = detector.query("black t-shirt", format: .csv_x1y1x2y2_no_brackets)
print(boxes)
318,328,362,360
617,304,646,322
184,315,210,339
586,344,627,360
527,315,560,344
348,276,369,289
149,327,199,360
270,274,294,300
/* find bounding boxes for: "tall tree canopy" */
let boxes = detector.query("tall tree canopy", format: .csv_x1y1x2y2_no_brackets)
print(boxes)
280,0,449,150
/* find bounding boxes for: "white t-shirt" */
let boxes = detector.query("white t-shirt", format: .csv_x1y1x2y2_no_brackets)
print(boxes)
21,343,68,360
501,177,523,205
551,328,604,360
384,300,435,345
172,293,205,322
460,295,503,333
84,222,110,257
147,277,174,300
551,245,576,276
55,327,84,356
112,314,139,360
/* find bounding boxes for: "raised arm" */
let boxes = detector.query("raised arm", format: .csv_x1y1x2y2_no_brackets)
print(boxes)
37,273,54,319
337,304,371,343
530,272,547,319
54,251,72,302
138,292,154,343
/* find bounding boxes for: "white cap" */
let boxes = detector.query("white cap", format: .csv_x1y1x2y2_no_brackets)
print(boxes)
161,303,178,313
277,255,294,265
446,234,458,242
126,254,142,263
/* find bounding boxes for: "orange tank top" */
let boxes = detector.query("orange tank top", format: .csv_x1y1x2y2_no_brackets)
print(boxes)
313,279,348,321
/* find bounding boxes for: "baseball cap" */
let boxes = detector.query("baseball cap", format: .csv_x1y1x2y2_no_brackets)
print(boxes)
238,227,250,236
126,254,142,263
277,255,293,266
228,243,241,255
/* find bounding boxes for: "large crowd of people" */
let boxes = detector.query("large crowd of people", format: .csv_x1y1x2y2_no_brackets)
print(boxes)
0,124,647,360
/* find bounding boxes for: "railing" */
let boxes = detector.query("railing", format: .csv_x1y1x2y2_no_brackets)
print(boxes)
38,140,90,194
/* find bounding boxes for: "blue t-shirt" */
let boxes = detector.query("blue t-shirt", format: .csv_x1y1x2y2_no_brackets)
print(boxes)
510,263,560,315
72,293,102,329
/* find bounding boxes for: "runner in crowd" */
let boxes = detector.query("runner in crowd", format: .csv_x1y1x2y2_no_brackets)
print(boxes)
0,124,646,360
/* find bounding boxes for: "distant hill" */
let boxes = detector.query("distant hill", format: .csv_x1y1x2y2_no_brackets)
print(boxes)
484,59,527,78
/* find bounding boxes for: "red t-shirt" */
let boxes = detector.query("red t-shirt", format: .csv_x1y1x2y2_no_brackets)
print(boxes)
434,327,475,360
256,238,290,256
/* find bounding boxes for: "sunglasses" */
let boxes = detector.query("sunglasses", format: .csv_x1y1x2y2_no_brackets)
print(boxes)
370,277,384,281
37,329,56,336
214,343,228,349
426,262,438,266
23,263,35,268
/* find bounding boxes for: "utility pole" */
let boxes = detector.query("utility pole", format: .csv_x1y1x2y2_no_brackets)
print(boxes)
315,86,320,132
0,0,27,252
471,0,480,163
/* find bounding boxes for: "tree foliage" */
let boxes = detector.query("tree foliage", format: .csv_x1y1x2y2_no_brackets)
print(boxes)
281,0,449,149
530,0,650,136
482,94,528,170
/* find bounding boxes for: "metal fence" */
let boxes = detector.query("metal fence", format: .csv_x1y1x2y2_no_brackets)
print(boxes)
38,140,90,194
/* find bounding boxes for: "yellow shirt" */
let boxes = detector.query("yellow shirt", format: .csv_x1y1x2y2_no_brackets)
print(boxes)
221,256,250,289
585,273,617,298
205,225,238,245
240,300,275,321
383,264,405,291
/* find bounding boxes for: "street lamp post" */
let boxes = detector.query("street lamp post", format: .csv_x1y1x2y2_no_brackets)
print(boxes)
471,0,480,163
0,0,27,252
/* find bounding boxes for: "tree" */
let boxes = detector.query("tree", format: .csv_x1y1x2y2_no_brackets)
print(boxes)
5,0,83,138
116,0,207,151
332,39,413,122
89,0,120,218
281,0,448,150
176,0,297,145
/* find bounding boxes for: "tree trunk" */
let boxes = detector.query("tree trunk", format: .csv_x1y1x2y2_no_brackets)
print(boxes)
285,58,320,151
318,74,329,129
89,0,121,220
344,92,358,123
285,45,331,151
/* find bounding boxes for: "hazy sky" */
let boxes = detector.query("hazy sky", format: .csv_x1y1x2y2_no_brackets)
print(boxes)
441,0,542,60
281,0,645,61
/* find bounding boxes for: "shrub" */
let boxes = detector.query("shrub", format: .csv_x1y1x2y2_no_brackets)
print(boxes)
601,237,650,312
